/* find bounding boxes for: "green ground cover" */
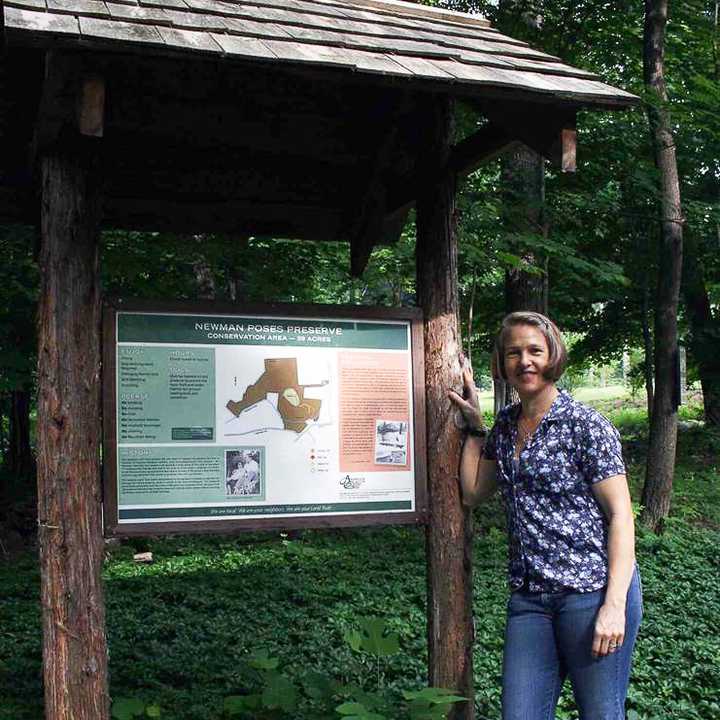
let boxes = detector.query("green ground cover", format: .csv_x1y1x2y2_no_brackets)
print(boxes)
1,402,718,720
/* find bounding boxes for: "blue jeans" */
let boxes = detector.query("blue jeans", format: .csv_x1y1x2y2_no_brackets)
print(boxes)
501,569,643,720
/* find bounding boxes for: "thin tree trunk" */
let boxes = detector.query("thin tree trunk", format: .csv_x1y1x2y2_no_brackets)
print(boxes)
8,388,34,477
494,144,546,413
641,281,654,419
641,0,684,533
416,95,474,720
681,230,720,426
502,145,548,315
38,148,109,720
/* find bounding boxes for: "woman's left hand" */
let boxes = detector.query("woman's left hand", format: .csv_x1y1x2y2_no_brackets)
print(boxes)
592,602,626,658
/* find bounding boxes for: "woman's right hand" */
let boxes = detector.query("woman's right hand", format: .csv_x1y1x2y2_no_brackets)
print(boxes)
448,362,485,433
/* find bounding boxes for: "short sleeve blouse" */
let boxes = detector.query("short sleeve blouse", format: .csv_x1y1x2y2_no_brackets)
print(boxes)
483,390,626,593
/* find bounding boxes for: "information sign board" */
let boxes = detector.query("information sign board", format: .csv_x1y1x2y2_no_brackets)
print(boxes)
102,300,427,536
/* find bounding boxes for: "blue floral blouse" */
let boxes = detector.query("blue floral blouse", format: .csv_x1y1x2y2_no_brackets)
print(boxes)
483,390,626,593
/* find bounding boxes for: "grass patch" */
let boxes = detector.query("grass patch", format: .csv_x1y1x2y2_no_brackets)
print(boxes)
0,408,718,719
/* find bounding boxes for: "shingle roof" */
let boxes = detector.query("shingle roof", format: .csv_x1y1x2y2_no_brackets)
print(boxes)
2,0,637,107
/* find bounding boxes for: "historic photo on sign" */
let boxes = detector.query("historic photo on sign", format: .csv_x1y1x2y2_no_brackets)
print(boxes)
225,449,263,497
374,420,408,466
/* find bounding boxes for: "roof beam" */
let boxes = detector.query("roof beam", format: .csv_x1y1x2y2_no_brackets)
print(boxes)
32,51,105,160
384,119,518,218
475,100,578,172
102,197,346,240
348,99,407,277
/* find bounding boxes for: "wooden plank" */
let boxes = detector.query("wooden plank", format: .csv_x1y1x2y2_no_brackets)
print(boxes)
79,16,164,44
105,2,172,26
139,0,189,8
164,7,227,30
449,122,517,177
390,54,456,80
261,38,358,68
102,197,347,239
158,26,222,52
312,0,490,29
182,0,240,15
47,0,110,18
342,48,413,76
5,0,48,10
210,32,278,59
107,511,425,537
221,16,294,39
475,99,578,171
33,50,80,155
77,74,105,137
4,7,80,35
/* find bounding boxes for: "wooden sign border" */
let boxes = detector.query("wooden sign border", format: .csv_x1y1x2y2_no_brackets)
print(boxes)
102,298,427,537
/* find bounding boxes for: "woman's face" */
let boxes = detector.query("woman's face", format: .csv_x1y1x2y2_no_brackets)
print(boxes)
503,323,554,397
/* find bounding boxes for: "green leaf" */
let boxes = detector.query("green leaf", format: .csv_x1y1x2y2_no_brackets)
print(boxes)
111,698,146,720
336,701,386,720
356,617,400,657
247,649,280,670
145,704,162,718
337,702,368,715
261,671,297,712
223,695,261,716
343,628,363,652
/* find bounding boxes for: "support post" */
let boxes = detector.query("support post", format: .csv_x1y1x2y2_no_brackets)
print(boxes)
416,95,474,719
37,143,108,718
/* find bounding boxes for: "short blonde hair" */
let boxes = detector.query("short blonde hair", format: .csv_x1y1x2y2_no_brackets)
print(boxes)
491,312,567,382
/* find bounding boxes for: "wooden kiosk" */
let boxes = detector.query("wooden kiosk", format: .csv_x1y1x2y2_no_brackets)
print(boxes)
0,0,636,717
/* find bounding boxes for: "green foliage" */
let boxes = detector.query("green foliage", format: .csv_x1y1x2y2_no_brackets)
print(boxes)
403,688,468,720
3,406,718,720
344,617,400,657
111,697,160,720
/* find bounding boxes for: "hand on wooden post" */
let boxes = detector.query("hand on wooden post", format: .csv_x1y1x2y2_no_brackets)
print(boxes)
448,355,485,434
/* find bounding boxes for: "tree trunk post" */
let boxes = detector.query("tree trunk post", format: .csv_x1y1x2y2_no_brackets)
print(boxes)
37,146,109,719
641,0,684,532
415,94,475,719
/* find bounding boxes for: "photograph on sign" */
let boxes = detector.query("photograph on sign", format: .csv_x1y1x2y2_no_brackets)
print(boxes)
105,305,425,532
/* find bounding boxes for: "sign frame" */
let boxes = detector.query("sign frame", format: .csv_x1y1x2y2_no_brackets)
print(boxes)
102,298,428,537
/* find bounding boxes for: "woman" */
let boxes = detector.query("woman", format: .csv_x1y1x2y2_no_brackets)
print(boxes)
449,311,642,720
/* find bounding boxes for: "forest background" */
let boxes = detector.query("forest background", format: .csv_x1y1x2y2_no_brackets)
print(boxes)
0,1,718,719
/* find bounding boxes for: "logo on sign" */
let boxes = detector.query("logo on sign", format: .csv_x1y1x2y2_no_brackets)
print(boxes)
340,474,365,490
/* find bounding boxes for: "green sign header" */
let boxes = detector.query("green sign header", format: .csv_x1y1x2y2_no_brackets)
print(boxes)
118,313,409,350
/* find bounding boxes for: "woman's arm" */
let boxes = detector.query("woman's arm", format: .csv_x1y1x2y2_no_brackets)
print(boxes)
459,437,497,506
449,364,497,507
591,474,636,658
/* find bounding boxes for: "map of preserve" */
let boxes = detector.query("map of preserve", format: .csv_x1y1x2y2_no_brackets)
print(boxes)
226,358,324,432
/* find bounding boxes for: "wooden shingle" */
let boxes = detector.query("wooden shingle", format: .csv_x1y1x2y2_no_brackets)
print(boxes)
1,0,638,107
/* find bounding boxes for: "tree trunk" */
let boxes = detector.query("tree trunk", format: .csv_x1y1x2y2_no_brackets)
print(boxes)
38,149,109,720
8,388,34,477
502,144,548,315
641,281,654,419
416,95,474,719
681,230,720,426
494,144,546,413
640,0,684,533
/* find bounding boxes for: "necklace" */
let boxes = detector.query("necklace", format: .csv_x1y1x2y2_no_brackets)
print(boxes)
515,392,557,454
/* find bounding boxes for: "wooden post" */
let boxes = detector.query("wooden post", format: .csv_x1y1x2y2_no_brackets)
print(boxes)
416,95,474,719
37,140,109,718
